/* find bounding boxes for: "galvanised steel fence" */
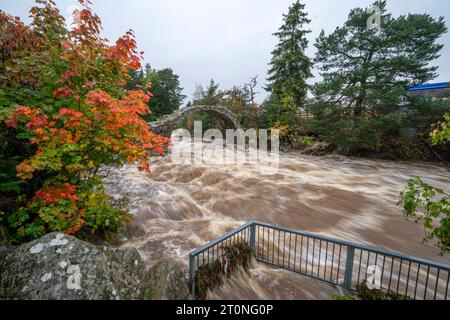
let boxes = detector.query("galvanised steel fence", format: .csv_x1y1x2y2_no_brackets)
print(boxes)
189,221,450,299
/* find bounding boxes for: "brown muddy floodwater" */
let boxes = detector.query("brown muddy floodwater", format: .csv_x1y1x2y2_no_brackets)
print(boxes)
105,145,450,300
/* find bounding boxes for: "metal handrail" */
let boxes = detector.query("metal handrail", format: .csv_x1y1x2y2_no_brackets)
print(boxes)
190,221,254,256
188,221,450,299
253,221,450,271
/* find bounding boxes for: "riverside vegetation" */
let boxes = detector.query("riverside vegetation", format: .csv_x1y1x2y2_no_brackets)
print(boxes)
0,0,449,300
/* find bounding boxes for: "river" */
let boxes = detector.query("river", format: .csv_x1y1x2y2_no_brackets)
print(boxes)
105,144,450,299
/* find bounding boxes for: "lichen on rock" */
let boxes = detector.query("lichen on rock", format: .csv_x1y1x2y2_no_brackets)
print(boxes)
0,232,146,300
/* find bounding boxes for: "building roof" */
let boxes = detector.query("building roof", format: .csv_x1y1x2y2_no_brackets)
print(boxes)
408,82,450,92
407,82,450,98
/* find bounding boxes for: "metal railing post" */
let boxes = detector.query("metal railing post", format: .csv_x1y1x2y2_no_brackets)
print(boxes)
189,252,196,298
250,223,256,256
344,246,355,291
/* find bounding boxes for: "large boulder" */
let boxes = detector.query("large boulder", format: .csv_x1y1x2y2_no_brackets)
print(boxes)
302,141,335,156
143,258,189,300
0,232,145,300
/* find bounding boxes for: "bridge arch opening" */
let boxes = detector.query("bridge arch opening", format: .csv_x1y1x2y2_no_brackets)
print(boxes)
148,105,242,137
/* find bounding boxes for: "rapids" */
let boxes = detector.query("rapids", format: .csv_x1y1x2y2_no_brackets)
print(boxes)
105,144,449,299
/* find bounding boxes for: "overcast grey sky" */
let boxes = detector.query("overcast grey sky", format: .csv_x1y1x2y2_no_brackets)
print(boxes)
2,0,450,104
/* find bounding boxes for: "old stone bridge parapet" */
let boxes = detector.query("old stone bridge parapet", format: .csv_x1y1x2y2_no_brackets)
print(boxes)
148,105,242,136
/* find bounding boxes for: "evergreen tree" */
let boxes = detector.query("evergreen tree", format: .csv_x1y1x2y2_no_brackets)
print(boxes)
193,79,221,106
265,0,313,123
310,0,448,157
186,79,223,132
146,68,186,120
126,65,185,121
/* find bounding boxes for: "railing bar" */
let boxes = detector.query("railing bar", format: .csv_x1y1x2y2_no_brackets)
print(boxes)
202,251,205,268
405,261,412,297
357,249,363,284
414,264,420,300
424,265,430,300
196,255,199,271
318,240,322,277
293,234,298,272
336,245,342,284
277,230,281,266
445,271,449,300
324,241,329,279
288,232,292,269
263,229,270,261
306,237,310,275
260,226,264,261
396,258,403,294
272,228,275,265
381,255,386,290
258,227,261,261
300,235,304,273
258,227,262,259
282,231,286,267
330,242,335,283
264,227,267,262
388,257,394,291
312,238,316,276
246,227,248,244
265,226,269,262
365,251,371,282
434,269,441,300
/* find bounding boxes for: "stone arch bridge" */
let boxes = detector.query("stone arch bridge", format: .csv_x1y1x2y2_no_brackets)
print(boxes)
148,105,242,136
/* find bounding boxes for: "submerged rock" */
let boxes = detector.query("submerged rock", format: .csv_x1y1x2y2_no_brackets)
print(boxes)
301,141,335,156
143,258,189,300
0,232,145,300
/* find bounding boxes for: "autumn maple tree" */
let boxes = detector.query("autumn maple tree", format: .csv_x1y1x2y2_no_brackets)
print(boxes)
0,0,169,242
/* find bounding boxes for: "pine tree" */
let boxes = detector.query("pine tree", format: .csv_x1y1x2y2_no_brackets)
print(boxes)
265,1,313,118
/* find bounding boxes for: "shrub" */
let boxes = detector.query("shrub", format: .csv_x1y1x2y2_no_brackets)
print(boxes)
193,242,253,300
356,281,410,300
297,136,315,148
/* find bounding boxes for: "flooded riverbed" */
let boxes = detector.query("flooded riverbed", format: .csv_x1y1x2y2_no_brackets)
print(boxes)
105,148,449,299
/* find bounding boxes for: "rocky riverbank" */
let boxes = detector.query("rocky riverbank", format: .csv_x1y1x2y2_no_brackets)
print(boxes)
0,232,189,300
